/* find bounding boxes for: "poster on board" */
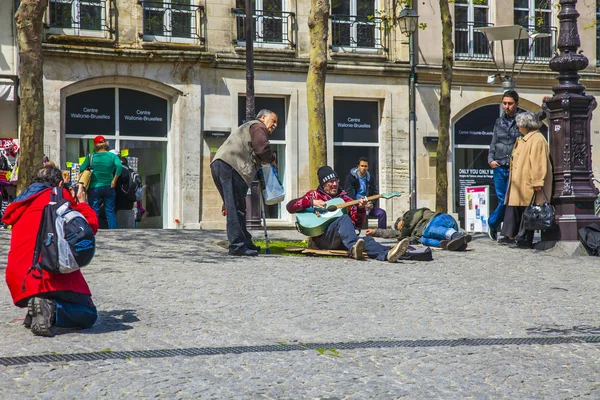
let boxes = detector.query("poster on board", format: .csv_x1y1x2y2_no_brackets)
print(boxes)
465,186,490,233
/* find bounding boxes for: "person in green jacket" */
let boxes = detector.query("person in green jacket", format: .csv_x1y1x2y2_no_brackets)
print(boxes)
80,136,122,229
366,207,471,251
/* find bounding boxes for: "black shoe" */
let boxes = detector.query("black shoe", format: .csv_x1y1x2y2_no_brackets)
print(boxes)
508,241,532,249
440,236,469,251
246,243,261,252
488,229,498,241
28,297,56,337
23,311,32,329
229,248,258,257
498,237,515,245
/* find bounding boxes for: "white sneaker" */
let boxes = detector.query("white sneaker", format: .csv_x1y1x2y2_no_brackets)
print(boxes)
351,238,366,260
387,238,410,263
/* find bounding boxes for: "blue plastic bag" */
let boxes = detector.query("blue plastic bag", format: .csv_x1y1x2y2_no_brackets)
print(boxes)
261,163,285,205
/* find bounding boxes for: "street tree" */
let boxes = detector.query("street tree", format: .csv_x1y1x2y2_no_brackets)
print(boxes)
435,0,453,213
15,0,48,193
306,0,329,188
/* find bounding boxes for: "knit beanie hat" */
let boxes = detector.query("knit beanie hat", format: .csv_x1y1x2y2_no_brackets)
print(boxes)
317,166,338,186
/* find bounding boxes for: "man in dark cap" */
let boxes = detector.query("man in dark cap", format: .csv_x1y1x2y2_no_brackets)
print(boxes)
286,166,409,262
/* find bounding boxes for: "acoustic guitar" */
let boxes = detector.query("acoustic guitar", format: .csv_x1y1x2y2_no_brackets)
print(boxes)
295,192,401,237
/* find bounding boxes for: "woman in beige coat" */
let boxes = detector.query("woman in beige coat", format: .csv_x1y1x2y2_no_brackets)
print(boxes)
500,111,553,249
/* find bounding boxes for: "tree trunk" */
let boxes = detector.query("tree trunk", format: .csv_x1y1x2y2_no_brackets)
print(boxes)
435,0,453,213
15,0,48,193
306,0,329,188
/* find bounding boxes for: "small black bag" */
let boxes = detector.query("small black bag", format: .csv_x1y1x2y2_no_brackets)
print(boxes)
522,189,555,231
578,223,600,256
398,245,433,261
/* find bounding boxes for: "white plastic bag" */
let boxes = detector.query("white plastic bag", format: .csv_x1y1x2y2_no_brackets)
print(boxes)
261,163,285,205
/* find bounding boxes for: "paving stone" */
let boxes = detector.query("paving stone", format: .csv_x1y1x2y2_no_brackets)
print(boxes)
1,230,600,397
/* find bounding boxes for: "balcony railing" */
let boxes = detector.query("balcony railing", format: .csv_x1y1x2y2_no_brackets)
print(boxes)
232,8,296,48
47,0,113,35
330,14,386,51
140,1,205,43
455,21,493,61
514,25,557,64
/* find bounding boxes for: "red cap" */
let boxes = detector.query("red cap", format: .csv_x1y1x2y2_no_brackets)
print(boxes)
94,135,106,145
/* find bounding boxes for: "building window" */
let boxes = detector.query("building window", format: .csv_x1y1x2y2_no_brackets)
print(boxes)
331,0,386,52
233,0,296,48
65,88,169,228
140,0,205,43
333,100,380,201
454,0,492,60
514,0,556,62
47,0,110,37
238,96,287,219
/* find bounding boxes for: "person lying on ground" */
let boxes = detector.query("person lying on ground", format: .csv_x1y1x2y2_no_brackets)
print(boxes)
286,165,409,262
365,207,471,251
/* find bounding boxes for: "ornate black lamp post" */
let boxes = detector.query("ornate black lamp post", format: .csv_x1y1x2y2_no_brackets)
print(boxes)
542,0,600,242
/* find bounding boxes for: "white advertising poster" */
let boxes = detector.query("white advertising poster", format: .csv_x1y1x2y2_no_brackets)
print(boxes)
465,185,490,233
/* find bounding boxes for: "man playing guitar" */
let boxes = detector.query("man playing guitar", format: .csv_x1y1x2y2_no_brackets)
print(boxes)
286,166,409,262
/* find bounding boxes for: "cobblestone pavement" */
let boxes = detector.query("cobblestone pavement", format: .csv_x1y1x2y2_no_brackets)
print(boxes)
1,229,600,399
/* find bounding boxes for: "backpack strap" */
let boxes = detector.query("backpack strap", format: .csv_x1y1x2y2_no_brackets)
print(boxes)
22,188,56,292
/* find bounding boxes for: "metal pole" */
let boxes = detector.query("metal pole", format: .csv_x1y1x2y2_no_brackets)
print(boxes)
409,32,417,209
245,0,255,121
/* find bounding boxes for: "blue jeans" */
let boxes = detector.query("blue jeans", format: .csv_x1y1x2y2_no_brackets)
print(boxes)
211,160,253,253
421,214,458,248
33,291,97,330
488,166,510,231
314,214,390,261
89,186,118,229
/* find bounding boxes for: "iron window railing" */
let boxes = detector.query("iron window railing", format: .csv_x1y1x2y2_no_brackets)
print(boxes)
140,1,205,42
48,0,112,34
232,8,296,47
455,21,493,61
514,25,557,64
330,14,386,50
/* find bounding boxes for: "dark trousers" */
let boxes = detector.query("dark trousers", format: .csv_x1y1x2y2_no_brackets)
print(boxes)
211,160,253,253
501,205,534,246
368,207,387,229
488,166,510,231
314,214,390,261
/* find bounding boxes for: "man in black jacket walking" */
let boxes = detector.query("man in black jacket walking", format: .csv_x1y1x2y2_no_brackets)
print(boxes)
487,91,521,242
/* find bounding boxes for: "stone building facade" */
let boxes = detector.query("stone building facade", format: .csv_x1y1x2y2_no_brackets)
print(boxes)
2,0,600,229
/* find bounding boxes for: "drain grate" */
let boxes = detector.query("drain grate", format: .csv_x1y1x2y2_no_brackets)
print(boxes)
1,336,599,366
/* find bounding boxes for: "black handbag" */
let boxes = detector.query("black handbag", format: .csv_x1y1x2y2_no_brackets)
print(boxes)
522,189,555,231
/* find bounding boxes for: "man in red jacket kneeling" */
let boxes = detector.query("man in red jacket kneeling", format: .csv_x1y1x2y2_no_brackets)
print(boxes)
3,165,99,337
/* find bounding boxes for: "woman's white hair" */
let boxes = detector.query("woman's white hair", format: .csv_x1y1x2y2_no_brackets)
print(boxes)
515,112,542,130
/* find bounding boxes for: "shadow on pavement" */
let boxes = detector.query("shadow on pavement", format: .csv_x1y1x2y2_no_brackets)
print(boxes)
78,309,139,335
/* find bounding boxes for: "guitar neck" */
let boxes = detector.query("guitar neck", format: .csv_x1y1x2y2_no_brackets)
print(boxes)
336,194,381,209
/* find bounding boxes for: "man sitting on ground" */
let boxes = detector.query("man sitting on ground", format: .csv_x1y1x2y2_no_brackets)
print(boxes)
3,165,99,337
286,166,409,262
366,207,471,251
344,157,387,229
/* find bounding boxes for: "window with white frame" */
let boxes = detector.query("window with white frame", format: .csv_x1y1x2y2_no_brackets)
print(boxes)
514,0,555,60
234,0,296,48
331,0,385,51
454,0,491,59
140,0,204,43
48,0,107,37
